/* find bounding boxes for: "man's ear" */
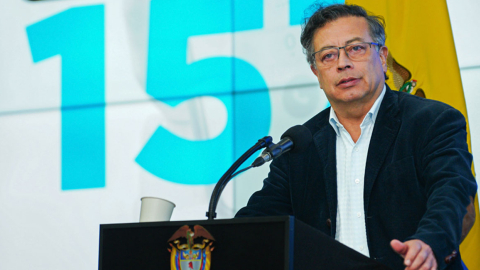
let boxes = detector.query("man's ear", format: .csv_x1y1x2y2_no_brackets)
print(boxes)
310,65,323,89
379,46,388,73
310,64,318,76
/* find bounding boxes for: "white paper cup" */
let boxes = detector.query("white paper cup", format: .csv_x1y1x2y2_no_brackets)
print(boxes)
139,197,175,222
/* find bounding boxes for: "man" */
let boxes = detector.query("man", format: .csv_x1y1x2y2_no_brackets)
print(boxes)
236,4,477,270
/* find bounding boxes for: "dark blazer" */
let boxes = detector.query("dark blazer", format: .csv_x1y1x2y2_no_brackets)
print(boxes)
236,87,477,270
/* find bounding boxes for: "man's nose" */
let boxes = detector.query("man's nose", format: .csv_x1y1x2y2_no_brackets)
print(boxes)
337,48,353,70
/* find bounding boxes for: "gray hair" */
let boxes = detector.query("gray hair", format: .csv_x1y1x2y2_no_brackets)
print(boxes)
300,4,386,67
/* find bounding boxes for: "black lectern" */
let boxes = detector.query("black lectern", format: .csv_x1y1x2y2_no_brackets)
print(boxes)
99,216,391,270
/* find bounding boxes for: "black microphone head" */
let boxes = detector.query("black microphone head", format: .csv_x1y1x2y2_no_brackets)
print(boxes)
280,125,313,153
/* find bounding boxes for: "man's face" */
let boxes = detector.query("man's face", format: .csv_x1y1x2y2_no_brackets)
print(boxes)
311,16,388,107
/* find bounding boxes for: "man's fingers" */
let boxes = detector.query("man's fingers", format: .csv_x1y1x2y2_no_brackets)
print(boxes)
408,248,430,269
412,256,432,270
390,239,408,256
422,255,438,270
403,241,422,267
391,239,437,270
410,255,437,270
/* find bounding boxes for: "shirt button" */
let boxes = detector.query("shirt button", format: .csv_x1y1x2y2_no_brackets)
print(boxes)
355,179,360,184
360,246,364,251
357,212,362,218
355,147,359,152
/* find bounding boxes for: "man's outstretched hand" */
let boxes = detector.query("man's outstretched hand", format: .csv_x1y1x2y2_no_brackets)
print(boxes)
390,239,437,270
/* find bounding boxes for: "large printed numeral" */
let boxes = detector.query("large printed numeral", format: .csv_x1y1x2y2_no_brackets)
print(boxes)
23,0,343,189
135,0,271,185
27,5,105,190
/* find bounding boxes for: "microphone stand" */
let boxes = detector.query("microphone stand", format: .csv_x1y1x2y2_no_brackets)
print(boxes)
206,136,272,220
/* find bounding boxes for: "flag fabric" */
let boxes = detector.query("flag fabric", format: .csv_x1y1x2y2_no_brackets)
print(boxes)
345,0,480,268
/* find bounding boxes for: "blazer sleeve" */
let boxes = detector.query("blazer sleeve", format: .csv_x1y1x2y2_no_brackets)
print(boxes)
235,153,294,218
406,107,477,270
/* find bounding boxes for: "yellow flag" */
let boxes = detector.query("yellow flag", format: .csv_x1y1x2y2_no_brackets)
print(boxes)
346,0,480,268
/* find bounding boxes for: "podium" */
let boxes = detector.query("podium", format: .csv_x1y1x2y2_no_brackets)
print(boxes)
99,216,391,270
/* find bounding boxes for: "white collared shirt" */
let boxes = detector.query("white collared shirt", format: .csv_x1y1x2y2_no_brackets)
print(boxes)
328,85,386,257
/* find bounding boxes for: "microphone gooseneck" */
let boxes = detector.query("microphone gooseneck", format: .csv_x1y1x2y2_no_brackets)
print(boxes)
206,125,312,220
206,136,272,220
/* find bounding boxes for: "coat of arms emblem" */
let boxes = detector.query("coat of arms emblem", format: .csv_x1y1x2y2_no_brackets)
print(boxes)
168,225,215,270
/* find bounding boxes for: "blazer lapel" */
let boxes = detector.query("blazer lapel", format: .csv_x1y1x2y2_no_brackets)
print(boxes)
313,114,338,236
363,87,401,212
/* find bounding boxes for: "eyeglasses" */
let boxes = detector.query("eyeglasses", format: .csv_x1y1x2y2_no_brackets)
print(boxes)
312,42,382,68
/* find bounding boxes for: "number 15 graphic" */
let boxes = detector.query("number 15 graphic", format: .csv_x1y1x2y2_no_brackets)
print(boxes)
26,0,313,189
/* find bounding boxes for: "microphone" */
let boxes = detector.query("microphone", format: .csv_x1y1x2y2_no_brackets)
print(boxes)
252,125,312,167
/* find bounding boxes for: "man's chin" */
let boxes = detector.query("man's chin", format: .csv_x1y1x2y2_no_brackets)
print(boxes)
333,92,371,105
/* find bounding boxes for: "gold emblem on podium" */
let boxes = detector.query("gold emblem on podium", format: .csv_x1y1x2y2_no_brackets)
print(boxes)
168,225,215,270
